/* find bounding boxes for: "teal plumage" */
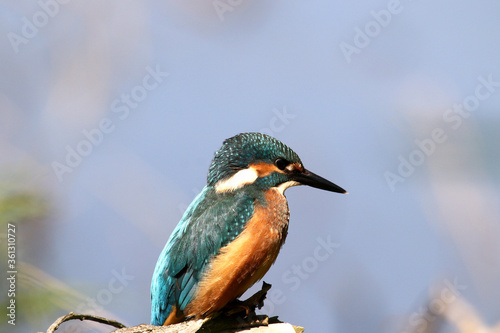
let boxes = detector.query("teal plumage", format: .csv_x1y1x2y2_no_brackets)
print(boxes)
151,187,255,325
150,133,346,326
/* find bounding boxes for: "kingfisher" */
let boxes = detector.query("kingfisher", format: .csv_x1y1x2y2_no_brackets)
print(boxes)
151,132,346,326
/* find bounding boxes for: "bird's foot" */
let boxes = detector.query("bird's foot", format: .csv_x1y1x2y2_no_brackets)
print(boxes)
223,281,272,317
201,283,280,330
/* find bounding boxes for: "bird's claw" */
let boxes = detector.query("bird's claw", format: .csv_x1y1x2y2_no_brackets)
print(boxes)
223,281,272,317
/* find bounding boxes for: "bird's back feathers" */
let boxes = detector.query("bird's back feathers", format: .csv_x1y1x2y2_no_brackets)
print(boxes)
150,186,260,325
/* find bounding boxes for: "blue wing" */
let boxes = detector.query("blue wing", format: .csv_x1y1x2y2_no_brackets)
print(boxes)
151,186,256,325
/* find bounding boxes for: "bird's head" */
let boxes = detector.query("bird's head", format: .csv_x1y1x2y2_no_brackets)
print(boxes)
207,133,346,195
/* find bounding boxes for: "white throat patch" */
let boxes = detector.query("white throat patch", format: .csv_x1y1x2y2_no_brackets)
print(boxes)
214,167,259,193
276,180,301,195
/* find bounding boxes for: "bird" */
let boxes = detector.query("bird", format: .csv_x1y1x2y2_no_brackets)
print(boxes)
150,132,346,326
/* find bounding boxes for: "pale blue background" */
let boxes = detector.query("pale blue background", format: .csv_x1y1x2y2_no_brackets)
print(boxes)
1,1,500,332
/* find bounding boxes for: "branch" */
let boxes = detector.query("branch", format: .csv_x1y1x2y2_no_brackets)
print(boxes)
42,312,126,333
41,283,304,333
43,314,303,333
111,320,304,333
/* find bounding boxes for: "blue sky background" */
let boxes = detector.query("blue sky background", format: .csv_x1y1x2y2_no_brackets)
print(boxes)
1,1,500,332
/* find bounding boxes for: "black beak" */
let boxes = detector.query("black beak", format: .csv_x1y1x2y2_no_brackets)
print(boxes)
291,169,347,194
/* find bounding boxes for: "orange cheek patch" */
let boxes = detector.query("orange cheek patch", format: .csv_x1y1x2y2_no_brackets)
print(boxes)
250,162,282,177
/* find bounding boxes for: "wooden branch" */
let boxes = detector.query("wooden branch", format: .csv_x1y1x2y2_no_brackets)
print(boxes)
111,321,304,333
110,315,304,333
42,312,126,333
41,283,304,333
42,313,303,333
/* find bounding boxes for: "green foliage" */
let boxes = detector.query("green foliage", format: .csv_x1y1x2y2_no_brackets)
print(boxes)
0,172,49,226
0,190,48,226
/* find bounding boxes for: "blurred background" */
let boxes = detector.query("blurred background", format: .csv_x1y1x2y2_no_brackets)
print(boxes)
1,1,499,332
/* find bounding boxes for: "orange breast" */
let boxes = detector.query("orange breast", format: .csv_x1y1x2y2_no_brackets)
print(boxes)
185,188,289,318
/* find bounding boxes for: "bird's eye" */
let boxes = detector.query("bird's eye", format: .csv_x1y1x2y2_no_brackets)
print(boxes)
275,158,290,171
